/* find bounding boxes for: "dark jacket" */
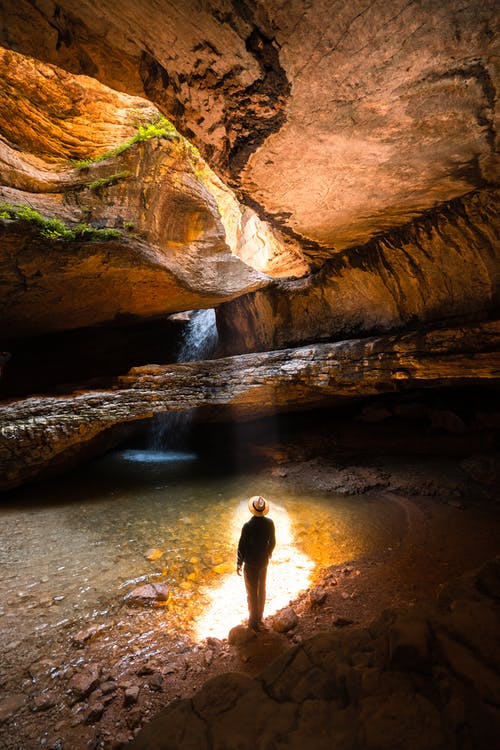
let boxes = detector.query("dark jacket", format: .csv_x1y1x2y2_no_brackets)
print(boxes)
237,516,276,568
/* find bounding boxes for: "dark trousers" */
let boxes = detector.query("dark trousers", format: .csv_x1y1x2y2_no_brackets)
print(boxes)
244,563,268,627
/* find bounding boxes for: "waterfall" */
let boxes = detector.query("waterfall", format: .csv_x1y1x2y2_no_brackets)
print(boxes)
150,309,218,450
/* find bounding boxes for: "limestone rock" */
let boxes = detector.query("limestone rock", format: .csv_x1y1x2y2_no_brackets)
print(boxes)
125,558,500,750
217,189,500,355
2,0,497,256
0,320,499,490
272,607,298,633
125,583,169,604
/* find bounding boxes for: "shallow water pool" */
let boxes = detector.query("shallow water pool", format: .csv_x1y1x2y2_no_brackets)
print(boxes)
0,449,405,683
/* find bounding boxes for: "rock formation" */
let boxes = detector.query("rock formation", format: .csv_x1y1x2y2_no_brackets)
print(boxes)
217,188,500,353
126,558,500,750
0,48,308,339
1,0,497,256
0,4,498,750
1,320,498,491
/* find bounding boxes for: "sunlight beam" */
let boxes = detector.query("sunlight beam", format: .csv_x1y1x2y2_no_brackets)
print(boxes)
193,501,315,641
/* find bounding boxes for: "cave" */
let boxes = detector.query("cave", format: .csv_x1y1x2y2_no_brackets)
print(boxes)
0,1,499,749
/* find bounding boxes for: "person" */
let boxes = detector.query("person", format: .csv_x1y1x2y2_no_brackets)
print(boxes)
237,495,275,631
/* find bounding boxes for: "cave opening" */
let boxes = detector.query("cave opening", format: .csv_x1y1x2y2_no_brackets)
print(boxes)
0,2,499,749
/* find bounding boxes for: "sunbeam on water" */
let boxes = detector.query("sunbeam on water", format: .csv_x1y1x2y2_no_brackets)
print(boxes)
0,448,407,699
194,501,315,639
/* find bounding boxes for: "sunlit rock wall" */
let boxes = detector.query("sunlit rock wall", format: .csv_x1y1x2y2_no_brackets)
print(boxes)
217,189,500,354
1,0,497,258
0,50,308,339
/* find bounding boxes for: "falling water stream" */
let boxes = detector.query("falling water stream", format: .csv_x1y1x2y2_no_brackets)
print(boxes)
149,309,218,450
0,308,409,730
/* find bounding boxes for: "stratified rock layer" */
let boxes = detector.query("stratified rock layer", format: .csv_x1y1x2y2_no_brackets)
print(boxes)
0,130,277,338
1,0,497,255
0,321,499,490
125,558,500,750
217,189,500,354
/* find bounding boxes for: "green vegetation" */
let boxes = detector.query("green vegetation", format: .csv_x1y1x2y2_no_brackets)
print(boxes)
0,202,122,241
70,115,179,169
87,170,131,191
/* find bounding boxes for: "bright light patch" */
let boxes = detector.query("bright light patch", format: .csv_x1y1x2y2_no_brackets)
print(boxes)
193,501,315,641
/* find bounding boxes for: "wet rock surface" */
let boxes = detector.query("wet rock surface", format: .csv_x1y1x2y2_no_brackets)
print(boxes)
0,459,499,750
126,557,500,750
1,320,499,490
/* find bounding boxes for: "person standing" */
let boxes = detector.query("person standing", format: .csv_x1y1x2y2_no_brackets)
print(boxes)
237,495,275,631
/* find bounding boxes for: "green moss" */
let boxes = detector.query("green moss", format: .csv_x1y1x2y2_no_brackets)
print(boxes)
0,202,122,242
87,170,131,191
70,115,179,169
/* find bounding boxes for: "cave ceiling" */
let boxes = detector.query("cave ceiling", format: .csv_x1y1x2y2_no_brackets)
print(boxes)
1,0,498,262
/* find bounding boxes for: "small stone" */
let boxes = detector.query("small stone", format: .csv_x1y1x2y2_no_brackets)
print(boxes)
72,625,106,647
125,583,169,604
145,548,164,561
341,592,350,600
309,586,327,607
124,686,140,706
148,673,163,692
136,664,155,676
0,694,25,723
86,702,105,724
29,658,56,679
32,692,57,712
204,649,213,666
334,617,354,628
126,707,142,729
228,625,256,646
69,669,100,700
5,640,21,651
272,607,298,633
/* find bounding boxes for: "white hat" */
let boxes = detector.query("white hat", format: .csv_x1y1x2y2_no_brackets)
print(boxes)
248,495,269,516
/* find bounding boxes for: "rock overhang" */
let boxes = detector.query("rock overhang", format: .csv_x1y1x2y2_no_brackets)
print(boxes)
0,0,496,261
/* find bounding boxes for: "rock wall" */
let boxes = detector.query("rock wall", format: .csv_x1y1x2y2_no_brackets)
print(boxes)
1,0,497,256
126,558,500,750
217,189,500,354
1,321,498,491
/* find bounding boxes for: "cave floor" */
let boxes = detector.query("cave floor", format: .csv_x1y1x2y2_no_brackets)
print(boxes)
0,458,499,750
